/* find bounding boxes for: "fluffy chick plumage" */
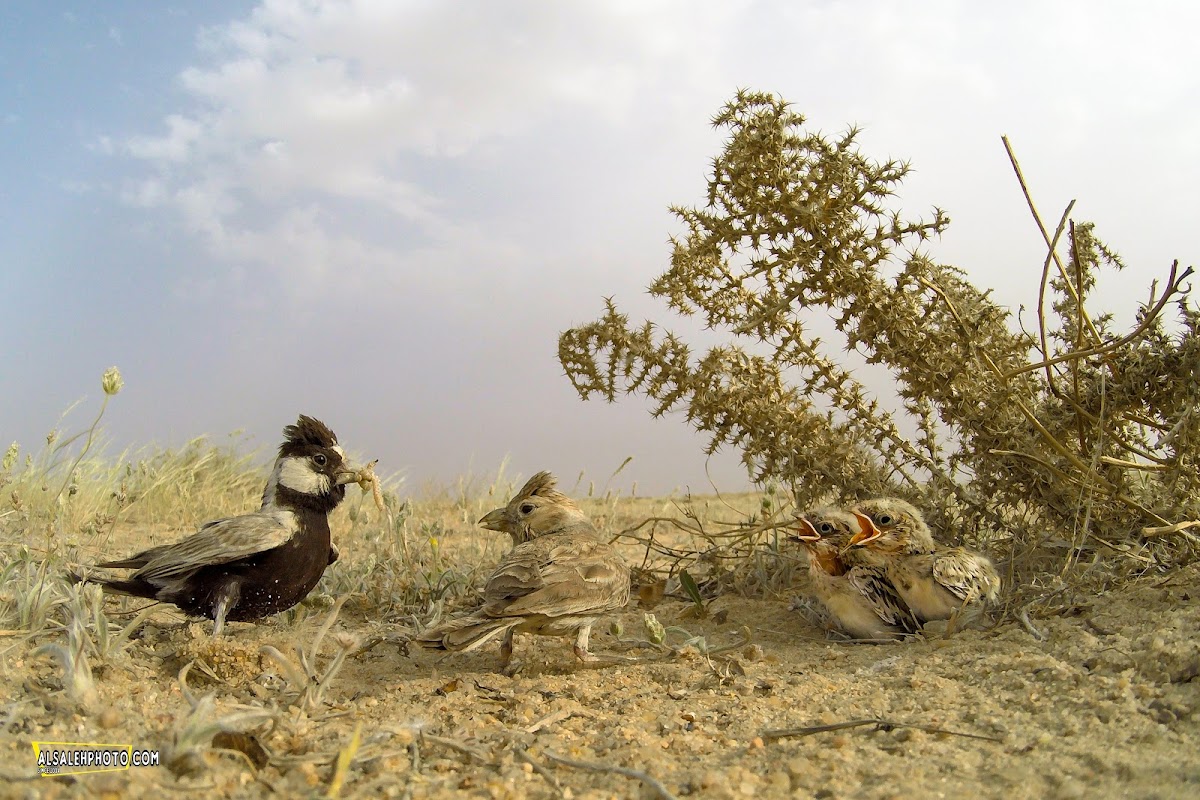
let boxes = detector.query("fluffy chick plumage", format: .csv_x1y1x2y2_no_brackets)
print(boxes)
416,471,630,667
793,507,919,640
849,497,1002,622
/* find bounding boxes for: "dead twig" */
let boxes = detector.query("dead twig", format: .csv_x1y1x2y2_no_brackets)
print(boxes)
1002,135,1102,345
511,746,566,798
149,777,219,792
761,717,1003,743
421,733,490,764
541,748,678,800
702,624,754,656
1001,260,1192,380
1035,200,1077,399
1083,616,1118,637
525,708,581,734
1141,520,1200,538
1018,608,1047,641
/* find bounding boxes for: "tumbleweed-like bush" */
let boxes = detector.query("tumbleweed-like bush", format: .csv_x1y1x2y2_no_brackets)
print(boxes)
559,90,1198,606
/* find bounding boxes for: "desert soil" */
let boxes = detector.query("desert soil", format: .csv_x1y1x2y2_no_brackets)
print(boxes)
2,553,1198,799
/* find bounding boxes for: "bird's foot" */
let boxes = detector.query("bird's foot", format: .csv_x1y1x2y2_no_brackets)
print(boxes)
573,644,642,667
610,639,662,653
943,604,987,637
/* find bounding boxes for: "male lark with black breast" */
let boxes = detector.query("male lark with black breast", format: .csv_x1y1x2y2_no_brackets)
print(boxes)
76,415,368,635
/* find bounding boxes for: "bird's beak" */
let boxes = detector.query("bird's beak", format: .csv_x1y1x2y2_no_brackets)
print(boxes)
335,458,377,486
847,512,882,547
788,518,821,543
478,508,507,532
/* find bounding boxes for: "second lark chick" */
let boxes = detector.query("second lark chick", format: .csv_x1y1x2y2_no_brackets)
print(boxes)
415,471,631,668
793,507,920,641
848,497,1001,623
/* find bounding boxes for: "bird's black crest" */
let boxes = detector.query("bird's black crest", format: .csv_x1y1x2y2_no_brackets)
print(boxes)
280,415,339,457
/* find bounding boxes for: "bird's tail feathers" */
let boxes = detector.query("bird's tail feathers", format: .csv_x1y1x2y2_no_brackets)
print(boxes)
94,556,150,570
71,569,158,600
415,615,520,653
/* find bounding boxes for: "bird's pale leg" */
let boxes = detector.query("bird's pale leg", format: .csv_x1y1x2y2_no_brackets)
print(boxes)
946,601,985,636
573,624,639,665
945,584,983,637
500,628,529,677
572,624,594,662
500,627,516,665
212,600,229,638
211,582,240,637
944,605,962,637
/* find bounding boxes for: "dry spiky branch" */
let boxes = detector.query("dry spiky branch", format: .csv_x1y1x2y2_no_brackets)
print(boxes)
559,90,1199,594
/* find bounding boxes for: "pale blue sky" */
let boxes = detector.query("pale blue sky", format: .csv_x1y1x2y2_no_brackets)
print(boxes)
2,1,1197,496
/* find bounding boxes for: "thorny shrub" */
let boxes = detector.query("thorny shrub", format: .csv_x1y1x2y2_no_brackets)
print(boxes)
559,90,1198,604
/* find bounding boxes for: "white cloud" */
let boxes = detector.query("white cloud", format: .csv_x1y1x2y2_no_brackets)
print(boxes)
121,0,744,298
117,0,1200,324
122,178,166,207
126,115,204,162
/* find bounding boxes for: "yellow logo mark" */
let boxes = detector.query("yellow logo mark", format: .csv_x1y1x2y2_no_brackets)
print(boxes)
32,741,160,776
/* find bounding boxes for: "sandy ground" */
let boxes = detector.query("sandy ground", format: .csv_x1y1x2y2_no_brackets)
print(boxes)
2,553,1198,799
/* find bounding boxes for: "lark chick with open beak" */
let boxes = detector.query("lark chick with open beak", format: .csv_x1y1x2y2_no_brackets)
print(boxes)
416,471,631,668
848,497,1001,623
76,415,369,635
792,507,920,641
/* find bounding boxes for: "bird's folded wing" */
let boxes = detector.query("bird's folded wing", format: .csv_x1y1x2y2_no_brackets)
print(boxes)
483,539,629,618
932,549,1000,603
132,511,298,582
847,566,921,633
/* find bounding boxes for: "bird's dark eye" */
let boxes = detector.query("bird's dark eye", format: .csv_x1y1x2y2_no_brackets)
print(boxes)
877,514,894,526
313,453,328,466
519,502,535,515
817,522,834,534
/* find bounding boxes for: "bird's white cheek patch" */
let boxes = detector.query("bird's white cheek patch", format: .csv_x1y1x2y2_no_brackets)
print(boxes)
278,457,331,495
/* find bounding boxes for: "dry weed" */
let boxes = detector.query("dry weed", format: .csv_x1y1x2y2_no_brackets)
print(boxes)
560,90,1199,607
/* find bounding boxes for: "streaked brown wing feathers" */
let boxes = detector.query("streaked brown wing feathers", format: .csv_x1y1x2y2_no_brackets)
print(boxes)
932,549,1001,603
481,534,629,618
847,566,921,633
132,511,296,582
